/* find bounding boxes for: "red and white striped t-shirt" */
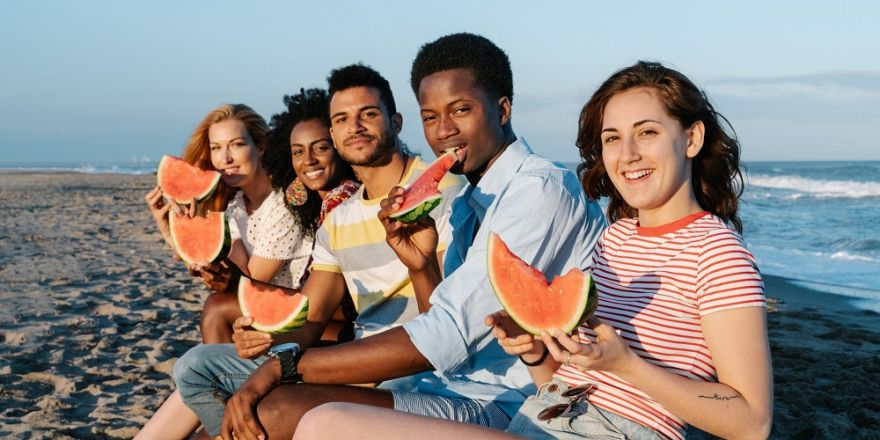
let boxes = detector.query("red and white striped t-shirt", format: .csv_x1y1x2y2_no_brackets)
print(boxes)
554,212,765,440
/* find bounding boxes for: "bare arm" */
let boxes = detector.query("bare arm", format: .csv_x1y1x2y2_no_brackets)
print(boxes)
548,308,772,440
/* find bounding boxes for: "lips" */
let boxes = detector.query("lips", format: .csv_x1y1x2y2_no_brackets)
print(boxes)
221,167,240,176
302,169,324,180
345,135,374,146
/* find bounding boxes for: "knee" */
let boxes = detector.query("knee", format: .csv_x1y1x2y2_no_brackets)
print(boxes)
200,292,241,342
172,344,219,396
293,403,353,440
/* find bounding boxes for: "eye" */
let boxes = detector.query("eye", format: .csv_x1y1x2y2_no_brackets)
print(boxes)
362,110,379,119
290,147,304,157
602,135,619,145
453,106,470,115
314,142,332,153
639,129,658,137
421,114,436,123
332,116,346,125
209,144,220,151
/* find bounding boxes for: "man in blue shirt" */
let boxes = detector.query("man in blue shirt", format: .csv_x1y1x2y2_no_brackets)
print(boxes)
220,33,606,440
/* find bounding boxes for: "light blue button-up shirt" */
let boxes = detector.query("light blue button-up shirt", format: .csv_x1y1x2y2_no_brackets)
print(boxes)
402,138,606,417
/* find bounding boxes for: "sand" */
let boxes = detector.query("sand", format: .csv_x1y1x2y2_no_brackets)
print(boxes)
1,172,878,439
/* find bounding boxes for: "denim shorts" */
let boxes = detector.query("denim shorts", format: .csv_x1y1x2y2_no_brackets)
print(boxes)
504,378,662,440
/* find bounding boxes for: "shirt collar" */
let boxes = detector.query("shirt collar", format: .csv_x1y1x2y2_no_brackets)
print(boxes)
461,137,533,219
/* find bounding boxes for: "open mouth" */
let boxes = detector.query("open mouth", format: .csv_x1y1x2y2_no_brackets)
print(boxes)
303,169,324,180
222,167,240,176
623,169,653,181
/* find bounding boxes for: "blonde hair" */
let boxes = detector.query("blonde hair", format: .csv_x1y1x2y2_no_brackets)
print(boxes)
180,104,269,212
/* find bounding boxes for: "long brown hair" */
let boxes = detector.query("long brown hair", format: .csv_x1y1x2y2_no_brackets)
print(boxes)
180,104,269,212
576,61,745,233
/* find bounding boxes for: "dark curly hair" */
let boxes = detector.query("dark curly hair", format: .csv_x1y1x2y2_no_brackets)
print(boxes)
263,88,355,236
410,32,513,104
577,61,745,233
327,64,397,115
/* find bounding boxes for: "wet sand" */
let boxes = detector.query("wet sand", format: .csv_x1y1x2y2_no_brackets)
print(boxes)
1,172,878,439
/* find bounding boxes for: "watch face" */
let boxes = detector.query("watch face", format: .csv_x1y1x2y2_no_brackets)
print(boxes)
269,342,300,356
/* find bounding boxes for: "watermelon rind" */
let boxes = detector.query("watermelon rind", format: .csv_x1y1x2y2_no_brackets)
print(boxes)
389,195,442,223
487,232,598,336
169,212,231,266
237,278,310,334
157,155,222,205
388,149,459,223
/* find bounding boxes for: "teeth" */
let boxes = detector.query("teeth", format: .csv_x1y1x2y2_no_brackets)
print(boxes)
224,168,238,175
624,169,652,180
304,170,324,179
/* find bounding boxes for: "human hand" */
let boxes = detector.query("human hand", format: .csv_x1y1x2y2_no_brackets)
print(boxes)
377,186,440,272
542,317,636,374
220,359,281,440
198,260,241,293
145,186,179,248
232,316,273,359
485,310,544,357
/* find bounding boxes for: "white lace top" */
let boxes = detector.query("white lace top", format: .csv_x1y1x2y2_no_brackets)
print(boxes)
225,189,313,288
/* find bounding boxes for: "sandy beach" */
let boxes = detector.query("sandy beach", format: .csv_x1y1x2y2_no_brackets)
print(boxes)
1,172,878,439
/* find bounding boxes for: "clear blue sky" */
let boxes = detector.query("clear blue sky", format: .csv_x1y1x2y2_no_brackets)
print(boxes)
2,0,878,163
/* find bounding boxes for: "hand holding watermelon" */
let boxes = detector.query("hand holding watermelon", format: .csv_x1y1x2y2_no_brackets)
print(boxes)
542,318,636,374
232,316,274,359
486,310,545,358
378,186,440,272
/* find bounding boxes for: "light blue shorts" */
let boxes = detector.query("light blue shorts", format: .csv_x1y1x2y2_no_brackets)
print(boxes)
391,391,511,430
505,378,663,440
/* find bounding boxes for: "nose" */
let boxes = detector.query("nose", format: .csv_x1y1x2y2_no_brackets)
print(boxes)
620,135,641,163
434,114,459,140
302,148,318,165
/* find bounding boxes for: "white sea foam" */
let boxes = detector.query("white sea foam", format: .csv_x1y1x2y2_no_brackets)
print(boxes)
747,174,880,198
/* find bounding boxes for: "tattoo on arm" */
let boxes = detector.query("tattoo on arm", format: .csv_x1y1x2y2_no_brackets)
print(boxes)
698,393,740,401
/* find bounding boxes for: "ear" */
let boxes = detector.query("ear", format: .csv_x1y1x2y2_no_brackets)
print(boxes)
685,121,705,159
497,96,512,126
391,112,403,135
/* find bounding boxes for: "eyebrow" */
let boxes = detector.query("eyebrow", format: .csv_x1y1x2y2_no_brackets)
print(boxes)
290,137,332,148
601,119,662,134
331,105,381,120
209,137,245,145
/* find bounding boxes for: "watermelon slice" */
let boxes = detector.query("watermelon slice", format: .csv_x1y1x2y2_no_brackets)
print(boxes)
156,155,222,204
389,148,460,223
238,277,309,333
169,211,230,266
487,232,597,335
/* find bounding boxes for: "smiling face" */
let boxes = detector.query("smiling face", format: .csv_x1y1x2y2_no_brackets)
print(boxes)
600,87,704,226
208,118,263,189
328,86,400,167
417,68,511,184
289,118,340,195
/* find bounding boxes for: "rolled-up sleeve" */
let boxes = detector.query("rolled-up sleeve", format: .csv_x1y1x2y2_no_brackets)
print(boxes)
404,171,592,373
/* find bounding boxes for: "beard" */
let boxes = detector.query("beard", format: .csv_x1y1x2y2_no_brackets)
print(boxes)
337,129,397,167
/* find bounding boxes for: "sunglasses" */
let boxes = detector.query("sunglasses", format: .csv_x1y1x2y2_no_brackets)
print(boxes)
537,384,595,422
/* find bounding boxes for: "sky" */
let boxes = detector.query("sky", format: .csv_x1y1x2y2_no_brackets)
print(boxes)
1,0,878,164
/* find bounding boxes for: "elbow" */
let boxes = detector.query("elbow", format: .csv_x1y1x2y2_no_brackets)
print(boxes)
731,412,772,440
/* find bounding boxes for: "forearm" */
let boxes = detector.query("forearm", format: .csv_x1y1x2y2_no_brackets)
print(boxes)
617,356,771,439
272,321,327,350
521,354,560,386
409,256,442,313
299,327,433,384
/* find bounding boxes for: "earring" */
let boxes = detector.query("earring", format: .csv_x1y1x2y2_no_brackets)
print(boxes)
285,177,308,206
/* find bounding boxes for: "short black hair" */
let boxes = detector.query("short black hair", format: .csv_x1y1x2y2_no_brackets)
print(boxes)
327,64,397,115
410,32,513,103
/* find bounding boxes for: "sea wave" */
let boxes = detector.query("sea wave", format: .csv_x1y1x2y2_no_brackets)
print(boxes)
747,174,880,198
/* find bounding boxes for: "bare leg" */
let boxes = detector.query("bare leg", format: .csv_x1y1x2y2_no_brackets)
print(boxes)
253,383,394,440
200,291,242,344
294,402,522,440
134,390,200,440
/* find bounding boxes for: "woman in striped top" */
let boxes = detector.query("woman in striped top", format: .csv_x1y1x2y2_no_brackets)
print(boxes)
293,61,772,440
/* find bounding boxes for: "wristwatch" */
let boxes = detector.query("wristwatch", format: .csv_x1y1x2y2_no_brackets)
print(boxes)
267,342,303,384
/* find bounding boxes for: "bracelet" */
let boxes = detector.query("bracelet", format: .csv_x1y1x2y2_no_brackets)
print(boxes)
519,347,549,367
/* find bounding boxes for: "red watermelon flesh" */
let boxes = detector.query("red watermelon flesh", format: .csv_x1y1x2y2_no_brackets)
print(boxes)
157,155,222,204
487,232,597,336
169,211,230,266
389,148,460,223
238,277,309,333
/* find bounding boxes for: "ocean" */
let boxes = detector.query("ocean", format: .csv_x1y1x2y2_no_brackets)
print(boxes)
3,159,878,311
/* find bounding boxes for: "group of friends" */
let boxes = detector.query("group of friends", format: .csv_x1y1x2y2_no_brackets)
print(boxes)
138,32,773,440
